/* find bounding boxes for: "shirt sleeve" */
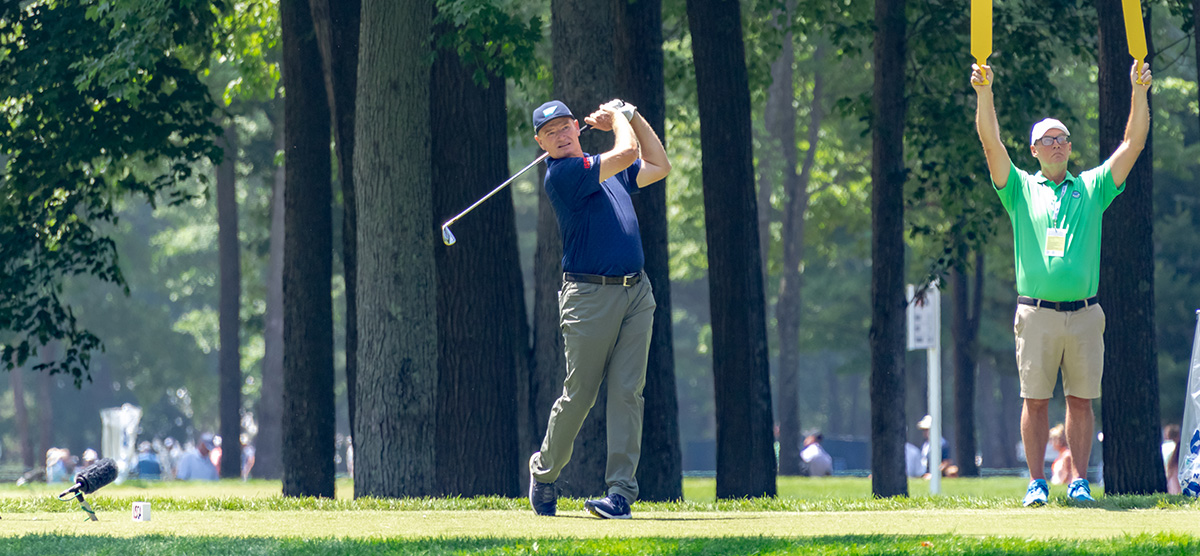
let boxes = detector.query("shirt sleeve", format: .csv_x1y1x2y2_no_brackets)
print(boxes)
621,159,644,194
1084,159,1124,210
992,161,1021,215
546,155,602,210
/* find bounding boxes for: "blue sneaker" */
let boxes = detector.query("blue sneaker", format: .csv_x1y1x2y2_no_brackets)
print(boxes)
1022,479,1049,507
529,475,557,516
1067,478,1094,502
584,492,631,519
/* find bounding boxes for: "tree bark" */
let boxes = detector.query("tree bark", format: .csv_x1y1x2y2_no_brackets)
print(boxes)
1097,0,1163,494
615,0,682,502
869,0,908,498
687,0,777,499
309,0,361,472
532,0,618,498
353,0,436,498
217,123,243,479
431,17,520,497
281,0,335,498
255,112,286,480
951,247,982,476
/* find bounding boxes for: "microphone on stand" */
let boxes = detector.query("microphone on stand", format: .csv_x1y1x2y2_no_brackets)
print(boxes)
58,458,118,521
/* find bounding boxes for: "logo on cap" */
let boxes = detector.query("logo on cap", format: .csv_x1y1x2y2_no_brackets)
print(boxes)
543,106,558,118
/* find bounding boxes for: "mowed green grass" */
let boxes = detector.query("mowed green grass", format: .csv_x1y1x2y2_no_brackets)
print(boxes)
1,477,1199,555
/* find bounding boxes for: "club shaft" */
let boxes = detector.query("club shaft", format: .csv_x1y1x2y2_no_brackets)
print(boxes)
442,152,549,229
441,125,590,230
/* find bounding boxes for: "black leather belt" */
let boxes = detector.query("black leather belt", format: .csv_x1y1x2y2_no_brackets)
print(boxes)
563,272,641,287
1018,295,1099,312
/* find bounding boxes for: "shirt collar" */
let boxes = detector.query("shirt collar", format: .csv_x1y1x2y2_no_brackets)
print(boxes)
1033,170,1076,188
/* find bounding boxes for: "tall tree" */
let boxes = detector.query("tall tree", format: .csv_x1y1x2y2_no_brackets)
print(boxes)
309,0,361,461
256,116,286,480
280,0,335,498
430,3,529,497
10,366,33,469
687,0,776,499
532,0,619,498
769,36,826,477
353,0,436,498
615,0,682,502
950,247,982,477
217,124,243,479
1097,1,1163,494
868,0,908,497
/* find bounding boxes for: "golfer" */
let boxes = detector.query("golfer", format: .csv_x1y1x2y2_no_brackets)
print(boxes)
527,98,670,519
971,61,1151,505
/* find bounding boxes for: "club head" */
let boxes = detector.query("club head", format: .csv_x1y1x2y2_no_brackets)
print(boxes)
441,225,456,246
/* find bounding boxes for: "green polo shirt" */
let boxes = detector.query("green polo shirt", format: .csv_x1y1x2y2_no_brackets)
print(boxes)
993,160,1123,302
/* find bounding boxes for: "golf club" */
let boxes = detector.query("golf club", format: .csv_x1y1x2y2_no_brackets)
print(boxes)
442,125,591,246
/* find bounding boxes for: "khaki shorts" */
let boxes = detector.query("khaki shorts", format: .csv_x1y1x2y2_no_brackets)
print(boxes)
1013,303,1105,399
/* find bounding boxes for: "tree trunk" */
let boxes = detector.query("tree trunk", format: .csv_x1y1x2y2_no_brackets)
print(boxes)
353,0,436,498
1097,0,1162,494
309,0,361,471
533,0,619,498
951,247,982,476
217,123,243,479
774,40,824,477
615,0,681,502
256,113,286,481
687,0,776,499
530,167,564,488
10,367,33,469
37,345,53,468
281,0,335,498
869,0,908,498
430,18,520,497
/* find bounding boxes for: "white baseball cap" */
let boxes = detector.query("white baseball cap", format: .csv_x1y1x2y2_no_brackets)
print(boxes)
1030,118,1070,145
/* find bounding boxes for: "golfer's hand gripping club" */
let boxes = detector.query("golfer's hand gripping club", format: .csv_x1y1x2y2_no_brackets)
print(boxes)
441,124,591,246
602,99,637,122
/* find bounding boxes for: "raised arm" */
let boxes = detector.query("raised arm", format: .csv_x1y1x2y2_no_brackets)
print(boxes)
587,104,639,183
629,112,670,187
1106,62,1152,186
972,64,1012,189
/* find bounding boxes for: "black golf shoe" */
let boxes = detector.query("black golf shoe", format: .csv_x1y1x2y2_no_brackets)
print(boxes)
529,475,557,516
584,492,631,519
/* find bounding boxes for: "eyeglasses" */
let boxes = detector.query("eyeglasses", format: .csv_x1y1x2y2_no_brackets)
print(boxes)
1037,135,1070,146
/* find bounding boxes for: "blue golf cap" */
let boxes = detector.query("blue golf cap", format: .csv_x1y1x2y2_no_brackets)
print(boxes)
533,100,574,132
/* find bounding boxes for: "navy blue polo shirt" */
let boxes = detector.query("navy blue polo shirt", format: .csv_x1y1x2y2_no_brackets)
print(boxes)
544,153,644,276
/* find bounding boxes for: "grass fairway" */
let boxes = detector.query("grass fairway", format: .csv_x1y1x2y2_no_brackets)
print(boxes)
1,477,1198,554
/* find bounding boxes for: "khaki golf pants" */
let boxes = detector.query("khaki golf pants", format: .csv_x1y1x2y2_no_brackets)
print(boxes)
530,273,655,502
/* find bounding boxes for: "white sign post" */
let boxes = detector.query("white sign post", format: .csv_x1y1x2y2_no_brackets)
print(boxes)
907,283,941,495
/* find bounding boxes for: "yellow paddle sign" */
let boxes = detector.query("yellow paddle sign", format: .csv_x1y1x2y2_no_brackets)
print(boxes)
1121,0,1147,84
971,0,992,84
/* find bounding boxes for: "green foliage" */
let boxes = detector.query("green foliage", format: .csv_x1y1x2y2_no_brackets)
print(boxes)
211,0,280,104
0,0,222,384
434,0,542,87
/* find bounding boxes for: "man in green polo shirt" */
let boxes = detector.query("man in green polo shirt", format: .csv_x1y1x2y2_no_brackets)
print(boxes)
971,61,1152,506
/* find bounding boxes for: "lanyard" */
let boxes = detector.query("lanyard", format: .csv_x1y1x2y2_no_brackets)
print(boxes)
1050,181,1073,229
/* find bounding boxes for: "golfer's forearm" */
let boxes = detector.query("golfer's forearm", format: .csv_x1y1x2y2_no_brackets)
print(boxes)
631,114,669,171
611,115,639,157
